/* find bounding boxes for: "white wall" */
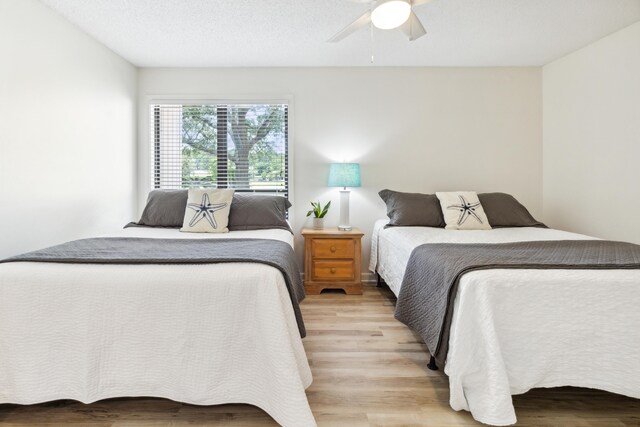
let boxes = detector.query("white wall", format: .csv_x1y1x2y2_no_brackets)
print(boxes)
139,67,542,274
543,22,640,243
0,0,137,258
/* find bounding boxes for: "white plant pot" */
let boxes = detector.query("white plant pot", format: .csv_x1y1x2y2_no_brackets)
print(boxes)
313,218,325,230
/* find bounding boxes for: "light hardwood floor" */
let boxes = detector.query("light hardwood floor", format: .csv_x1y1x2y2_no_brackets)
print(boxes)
0,286,638,426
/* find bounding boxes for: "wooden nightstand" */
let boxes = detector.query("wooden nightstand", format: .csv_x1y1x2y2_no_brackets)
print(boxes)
302,227,364,295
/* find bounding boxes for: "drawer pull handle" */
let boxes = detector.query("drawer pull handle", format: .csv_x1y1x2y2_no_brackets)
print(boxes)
330,246,337,252
330,267,336,273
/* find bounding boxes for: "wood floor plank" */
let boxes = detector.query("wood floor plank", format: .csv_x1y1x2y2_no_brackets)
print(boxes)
0,285,638,426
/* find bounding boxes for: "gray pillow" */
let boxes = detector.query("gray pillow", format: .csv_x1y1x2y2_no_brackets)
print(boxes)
131,190,292,232
137,189,188,227
228,193,292,233
478,192,546,228
379,189,446,228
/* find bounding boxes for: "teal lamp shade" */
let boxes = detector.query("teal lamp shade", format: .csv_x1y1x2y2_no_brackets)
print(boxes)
328,163,361,188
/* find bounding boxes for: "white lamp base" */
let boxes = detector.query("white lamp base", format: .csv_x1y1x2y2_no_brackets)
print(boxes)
338,189,352,231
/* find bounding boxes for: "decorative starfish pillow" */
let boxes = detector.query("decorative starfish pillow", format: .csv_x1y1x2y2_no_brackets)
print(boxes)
180,189,235,233
435,191,492,230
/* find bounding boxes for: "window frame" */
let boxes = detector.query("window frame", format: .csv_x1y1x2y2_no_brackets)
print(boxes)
140,95,295,223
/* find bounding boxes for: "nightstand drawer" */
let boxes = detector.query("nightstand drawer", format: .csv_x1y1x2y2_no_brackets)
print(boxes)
311,239,355,259
312,260,355,281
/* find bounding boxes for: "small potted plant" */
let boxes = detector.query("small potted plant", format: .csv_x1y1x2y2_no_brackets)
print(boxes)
307,200,331,229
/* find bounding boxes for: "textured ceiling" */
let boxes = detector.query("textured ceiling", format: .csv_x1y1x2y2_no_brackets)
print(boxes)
40,0,640,67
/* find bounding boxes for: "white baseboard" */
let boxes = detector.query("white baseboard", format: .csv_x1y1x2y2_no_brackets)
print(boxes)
362,272,377,283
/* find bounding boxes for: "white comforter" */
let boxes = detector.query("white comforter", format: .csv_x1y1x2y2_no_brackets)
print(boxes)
0,228,315,427
370,220,640,425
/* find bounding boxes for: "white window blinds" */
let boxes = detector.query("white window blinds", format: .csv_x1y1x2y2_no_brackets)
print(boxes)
150,103,289,197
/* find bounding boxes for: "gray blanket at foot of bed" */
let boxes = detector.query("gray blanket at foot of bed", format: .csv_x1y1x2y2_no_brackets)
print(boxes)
2,237,306,337
395,239,640,367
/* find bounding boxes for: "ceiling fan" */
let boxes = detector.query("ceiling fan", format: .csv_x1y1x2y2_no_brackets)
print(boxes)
328,0,433,43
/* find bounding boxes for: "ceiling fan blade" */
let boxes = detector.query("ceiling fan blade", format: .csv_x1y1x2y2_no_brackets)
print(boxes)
411,0,434,6
327,11,372,42
400,10,426,41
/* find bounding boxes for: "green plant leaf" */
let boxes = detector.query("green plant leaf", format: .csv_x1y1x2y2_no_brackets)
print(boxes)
308,199,331,218
319,200,331,218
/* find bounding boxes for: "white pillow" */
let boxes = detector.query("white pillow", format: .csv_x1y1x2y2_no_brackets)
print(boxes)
436,191,492,230
181,189,235,233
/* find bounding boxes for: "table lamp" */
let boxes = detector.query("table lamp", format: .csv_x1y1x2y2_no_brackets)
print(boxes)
328,163,361,231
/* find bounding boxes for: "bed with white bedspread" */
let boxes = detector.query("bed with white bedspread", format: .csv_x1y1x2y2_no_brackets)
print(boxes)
370,219,640,426
0,227,315,427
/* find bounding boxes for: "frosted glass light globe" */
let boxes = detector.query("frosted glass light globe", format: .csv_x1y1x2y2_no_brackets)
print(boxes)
371,0,411,30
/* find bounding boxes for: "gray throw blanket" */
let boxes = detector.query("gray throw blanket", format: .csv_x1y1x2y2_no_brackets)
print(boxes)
2,237,306,337
395,240,640,367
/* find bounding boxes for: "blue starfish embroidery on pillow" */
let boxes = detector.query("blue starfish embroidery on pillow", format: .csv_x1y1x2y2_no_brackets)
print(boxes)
447,195,483,226
186,193,228,229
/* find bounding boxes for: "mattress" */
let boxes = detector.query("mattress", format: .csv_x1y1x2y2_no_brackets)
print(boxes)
0,228,314,427
113,226,295,246
370,219,595,296
370,219,640,425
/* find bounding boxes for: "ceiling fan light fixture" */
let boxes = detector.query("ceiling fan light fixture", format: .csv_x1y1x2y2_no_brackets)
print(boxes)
371,0,412,30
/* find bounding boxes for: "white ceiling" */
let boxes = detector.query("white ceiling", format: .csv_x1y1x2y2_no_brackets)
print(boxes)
40,0,640,67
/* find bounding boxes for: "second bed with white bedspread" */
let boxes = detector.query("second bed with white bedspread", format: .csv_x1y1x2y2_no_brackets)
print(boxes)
370,220,640,425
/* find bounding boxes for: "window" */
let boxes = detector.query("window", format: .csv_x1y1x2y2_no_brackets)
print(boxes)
150,103,289,198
